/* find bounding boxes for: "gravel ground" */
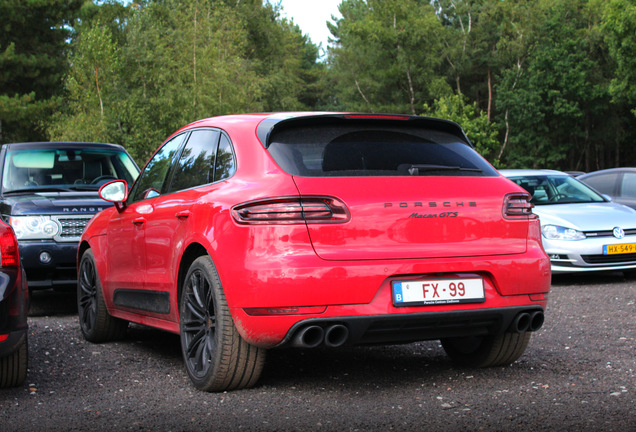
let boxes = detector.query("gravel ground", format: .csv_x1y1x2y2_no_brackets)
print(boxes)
0,272,634,432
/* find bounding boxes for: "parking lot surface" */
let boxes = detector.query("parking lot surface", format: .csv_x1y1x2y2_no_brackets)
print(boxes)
1,273,634,431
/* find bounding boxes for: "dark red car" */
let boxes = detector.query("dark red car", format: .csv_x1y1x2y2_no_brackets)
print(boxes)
0,220,28,388
78,113,551,391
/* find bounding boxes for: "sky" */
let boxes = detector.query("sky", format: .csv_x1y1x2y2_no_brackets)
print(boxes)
276,0,343,54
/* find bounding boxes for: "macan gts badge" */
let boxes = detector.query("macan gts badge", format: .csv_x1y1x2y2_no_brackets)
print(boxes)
78,113,551,391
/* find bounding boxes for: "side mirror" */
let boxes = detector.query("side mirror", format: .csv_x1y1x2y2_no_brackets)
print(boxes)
99,180,129,212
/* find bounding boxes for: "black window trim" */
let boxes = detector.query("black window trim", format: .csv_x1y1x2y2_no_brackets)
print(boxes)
165,128,221,194
128,127,238,204
213,131,237,183
128,131,190,204
168,128,237,191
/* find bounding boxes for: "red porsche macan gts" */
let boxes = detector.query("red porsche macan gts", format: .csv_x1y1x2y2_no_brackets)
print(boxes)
77,113,551,391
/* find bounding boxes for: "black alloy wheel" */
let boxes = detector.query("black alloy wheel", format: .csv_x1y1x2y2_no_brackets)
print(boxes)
77,249,128,342
180,256,265,392
78,254,98,334
181,266,216,379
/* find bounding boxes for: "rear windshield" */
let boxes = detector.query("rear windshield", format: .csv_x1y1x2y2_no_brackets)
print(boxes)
268,124,497,177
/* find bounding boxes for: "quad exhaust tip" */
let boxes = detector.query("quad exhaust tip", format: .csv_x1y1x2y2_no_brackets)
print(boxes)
324,324,349,347
292,324,349,348
292,312,543,347
511,311,545,333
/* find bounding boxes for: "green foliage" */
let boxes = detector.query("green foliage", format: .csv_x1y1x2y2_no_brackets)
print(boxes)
8,0,636,171
423,94,500,163
603,0,636,114
48,0,323,162
328,0,452,114
49,24,122,144
493,0,617,170
0,0,83,143
325,0,636,171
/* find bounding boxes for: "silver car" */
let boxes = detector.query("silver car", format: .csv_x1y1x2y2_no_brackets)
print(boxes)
578,167,636,210
501,169,636,274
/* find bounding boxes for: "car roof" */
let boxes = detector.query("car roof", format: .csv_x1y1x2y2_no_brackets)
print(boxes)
2,142,127,151
579,167,636,178
170,112,473,149
499,169,569,177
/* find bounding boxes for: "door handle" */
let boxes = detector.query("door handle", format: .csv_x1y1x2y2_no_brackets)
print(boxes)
175,210,191,220
133,217,146,226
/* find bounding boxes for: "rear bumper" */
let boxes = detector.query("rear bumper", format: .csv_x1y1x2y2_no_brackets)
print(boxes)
220,228,550,348
231,291,548,348
280,306,545,348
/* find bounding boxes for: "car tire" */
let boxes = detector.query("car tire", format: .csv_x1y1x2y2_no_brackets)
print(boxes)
77,249,128,342
180,256,266,392
441,332,531,368
0,336,27,388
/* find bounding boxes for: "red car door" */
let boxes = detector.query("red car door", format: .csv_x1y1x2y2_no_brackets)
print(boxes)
104,199,151,294
142,128,223,322
104,133,187,315
143,193,193,322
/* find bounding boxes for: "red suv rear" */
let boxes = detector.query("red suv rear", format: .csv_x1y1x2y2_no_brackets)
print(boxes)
78,113,551,391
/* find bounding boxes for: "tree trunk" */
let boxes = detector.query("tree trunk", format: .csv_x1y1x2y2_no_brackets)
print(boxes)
355,79,373,112
94,64,103,118
498,109,510,161
406,69,416,115
487,67,492,122
193,3,198,108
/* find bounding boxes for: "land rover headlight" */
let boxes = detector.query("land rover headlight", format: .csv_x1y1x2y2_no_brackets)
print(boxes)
9,216,60,240
542,224,585,240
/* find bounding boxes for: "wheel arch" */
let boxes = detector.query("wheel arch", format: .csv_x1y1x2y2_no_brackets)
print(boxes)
78,240,91,261
177,242,209,308
77,239,94,279
78,239,107,284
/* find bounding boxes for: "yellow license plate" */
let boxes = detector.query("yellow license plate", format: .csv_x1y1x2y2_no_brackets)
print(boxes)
604,243,636,255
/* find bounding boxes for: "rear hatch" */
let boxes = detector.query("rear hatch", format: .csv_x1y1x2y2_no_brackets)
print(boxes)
266,114,529,261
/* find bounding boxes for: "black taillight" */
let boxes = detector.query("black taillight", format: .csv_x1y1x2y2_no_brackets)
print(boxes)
504,193,535,219
232,197,350,225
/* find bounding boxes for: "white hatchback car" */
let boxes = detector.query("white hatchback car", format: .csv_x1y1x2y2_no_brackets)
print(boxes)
501,169,636,274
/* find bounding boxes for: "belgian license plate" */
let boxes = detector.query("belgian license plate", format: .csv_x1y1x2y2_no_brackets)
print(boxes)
603,243,636,255
392,277,485,307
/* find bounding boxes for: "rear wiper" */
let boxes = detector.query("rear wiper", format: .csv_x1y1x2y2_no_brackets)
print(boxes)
406,164,483,175
3,187,73,194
